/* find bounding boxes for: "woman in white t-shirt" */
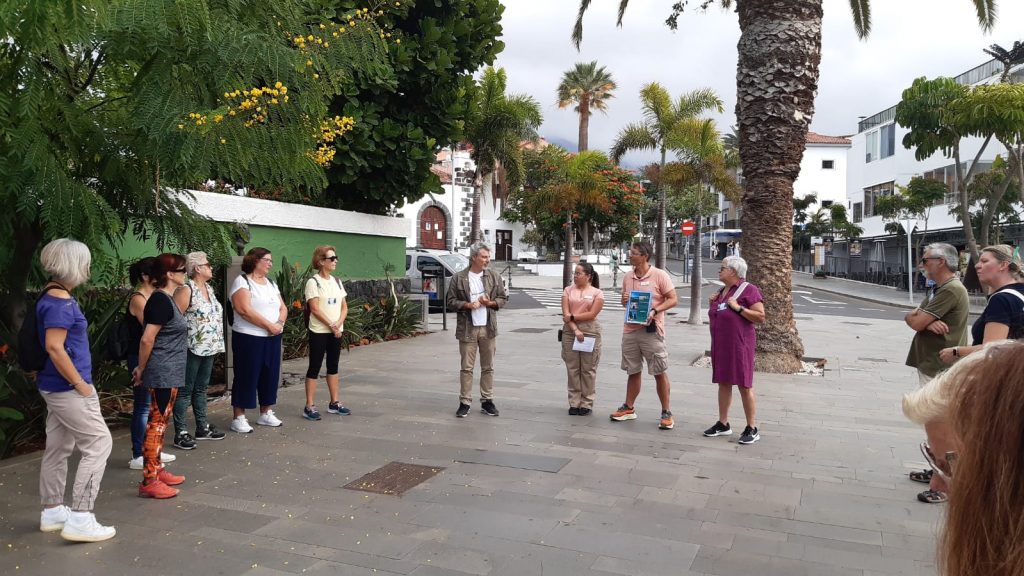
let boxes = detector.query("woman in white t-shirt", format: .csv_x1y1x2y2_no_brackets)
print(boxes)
228,247,288,434
301,245,349,421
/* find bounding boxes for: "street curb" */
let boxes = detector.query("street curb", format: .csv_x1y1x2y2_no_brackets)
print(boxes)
792,272,985,314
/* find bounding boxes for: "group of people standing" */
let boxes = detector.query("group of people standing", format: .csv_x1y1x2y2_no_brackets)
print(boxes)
33,240,350,542
448,241,766,445
901,242,1024,574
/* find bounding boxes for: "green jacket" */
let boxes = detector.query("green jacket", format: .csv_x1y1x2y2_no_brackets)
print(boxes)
445,267,508,340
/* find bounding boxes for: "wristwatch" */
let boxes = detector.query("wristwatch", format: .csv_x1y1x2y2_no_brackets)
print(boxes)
570,314,575,322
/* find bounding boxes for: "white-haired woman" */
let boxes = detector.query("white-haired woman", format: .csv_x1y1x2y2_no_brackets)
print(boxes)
171,251,226,449
35,239,115,542
704,255,765,445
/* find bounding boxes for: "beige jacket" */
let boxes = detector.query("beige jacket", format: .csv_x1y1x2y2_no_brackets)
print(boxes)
445,267,508,340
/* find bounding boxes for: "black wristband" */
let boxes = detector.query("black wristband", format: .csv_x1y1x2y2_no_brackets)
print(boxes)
735,306,744,314
570,314,575,322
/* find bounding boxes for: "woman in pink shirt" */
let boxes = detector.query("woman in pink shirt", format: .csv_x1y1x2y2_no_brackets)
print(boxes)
561,263,604,415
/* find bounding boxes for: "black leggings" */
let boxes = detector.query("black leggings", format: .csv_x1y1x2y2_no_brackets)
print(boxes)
306,331,342,379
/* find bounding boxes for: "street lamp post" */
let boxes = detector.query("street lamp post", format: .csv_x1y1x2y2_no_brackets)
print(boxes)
905,216,917,305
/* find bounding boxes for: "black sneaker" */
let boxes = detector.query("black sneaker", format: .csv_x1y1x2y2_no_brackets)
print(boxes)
578,407,592,416
703,421,732,437
738,426,760,445
481,400,499,417
455,403,471,418
173,432,197,450
194,424,225,441
568,407,580,416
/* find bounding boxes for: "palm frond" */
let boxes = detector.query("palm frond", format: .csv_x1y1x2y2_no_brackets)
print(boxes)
675,87,724,117
638,82,672,128
973,0,997,32
610,123,657,163
848,0,871,40
571,0,594,49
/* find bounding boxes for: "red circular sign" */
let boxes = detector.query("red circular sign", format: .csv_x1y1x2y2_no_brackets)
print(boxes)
680,221,696,236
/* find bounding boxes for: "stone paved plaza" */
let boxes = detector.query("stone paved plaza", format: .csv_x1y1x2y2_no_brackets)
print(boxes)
0,301,940,575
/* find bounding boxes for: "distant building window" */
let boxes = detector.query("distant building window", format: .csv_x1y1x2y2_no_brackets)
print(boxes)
853,202,863,223
880,123,895,159
821,200,833,208
822,159,835,170
863,182,894,217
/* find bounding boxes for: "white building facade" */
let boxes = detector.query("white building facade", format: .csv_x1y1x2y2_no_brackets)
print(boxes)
396,146,527,261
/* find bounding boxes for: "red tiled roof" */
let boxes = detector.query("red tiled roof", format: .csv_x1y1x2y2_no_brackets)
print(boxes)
430,164,452,184
806,132,851,145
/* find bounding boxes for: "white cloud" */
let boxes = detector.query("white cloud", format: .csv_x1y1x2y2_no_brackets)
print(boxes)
494,0,1024,167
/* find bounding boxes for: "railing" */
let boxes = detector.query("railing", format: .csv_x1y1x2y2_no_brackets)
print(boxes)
793,253,925,290
499,264,513,290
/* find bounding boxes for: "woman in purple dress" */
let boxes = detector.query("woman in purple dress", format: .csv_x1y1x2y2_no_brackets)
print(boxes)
703,255,765,445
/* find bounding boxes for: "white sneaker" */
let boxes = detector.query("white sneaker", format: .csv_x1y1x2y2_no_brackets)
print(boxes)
230,415,254,433
60,511,116,543
40,505,70,532
256,410,282,427
128,452,176,470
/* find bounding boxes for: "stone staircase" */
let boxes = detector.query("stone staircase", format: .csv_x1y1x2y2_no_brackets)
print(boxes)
495,261,537,277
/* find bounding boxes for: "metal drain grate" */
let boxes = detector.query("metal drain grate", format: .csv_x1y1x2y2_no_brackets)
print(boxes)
343,462,445,496
510,327,551,333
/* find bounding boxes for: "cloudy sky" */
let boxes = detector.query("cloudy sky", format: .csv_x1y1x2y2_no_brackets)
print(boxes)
492,0,1024,167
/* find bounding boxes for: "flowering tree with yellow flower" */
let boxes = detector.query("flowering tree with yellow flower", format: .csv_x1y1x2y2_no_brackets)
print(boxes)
0,0,401,331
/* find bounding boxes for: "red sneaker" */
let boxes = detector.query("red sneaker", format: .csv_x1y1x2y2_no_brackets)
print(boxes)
139,479,179,499
157,468,185,486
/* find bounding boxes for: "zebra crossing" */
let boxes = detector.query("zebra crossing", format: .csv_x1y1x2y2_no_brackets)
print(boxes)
514,288,628,312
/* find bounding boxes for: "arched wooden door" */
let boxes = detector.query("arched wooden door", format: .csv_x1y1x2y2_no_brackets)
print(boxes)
420,206,447,249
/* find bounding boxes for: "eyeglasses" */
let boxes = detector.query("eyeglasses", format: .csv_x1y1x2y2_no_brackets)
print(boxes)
920,256,941,264
920,441,956,484
573,271,588,276
173,268,187,273
260,257,273,264
198,263,211,269
325,255,338,262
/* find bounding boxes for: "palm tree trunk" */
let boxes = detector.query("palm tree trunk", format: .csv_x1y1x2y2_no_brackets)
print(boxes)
656,147,667,269
471,172,483,243
562,211,573,288
582,221,590,257
736,0,821,373
688,191,704,325
578,95,590,152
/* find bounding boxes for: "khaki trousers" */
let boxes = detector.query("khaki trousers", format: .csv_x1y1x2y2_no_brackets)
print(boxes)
459,325,496,404
39,389,112,511
562,321,602,409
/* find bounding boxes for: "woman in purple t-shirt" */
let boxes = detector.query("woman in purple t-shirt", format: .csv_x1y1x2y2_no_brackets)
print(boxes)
704,256,766,445
35,239,116,542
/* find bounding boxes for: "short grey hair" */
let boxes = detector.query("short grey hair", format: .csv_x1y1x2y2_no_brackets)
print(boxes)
40,238,91,289
469,242,491,258
185,251,208,277
722,255,748,278
903,340,1009,425
924,243,958,272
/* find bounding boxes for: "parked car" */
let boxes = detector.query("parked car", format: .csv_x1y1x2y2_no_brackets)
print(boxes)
405,248,469,308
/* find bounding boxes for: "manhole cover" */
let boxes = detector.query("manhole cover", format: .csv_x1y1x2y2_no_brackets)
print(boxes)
510,327,550,333
343,462,445,496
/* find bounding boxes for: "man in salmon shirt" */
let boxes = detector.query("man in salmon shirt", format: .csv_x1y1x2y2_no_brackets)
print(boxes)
610,241,679,430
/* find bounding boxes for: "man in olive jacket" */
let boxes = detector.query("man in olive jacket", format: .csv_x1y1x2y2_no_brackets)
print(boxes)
445,242,508,418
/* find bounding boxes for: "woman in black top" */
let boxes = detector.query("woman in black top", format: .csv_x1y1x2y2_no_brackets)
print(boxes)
940,245,1024,363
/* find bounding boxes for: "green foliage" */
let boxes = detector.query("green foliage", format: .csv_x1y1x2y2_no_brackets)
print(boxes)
557,61,617,116
895,77,969,161
950,157,1022,243
322,0,506,213
0,0,400,331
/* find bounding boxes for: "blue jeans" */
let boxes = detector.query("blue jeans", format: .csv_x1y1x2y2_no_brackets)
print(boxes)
128,354,150,458
173,352,216,435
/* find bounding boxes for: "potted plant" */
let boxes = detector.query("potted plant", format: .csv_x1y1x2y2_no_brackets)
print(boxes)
813,268,827,279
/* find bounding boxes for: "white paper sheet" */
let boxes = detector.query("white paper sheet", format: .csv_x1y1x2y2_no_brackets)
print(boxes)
572,336,596,353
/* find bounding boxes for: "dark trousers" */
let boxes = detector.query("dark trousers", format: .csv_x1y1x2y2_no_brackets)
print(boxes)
231,331,282,409
128,353,150,458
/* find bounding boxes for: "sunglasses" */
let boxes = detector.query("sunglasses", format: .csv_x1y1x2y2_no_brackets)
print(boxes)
325,255,338,262
920,441,956,484
173,268,187,273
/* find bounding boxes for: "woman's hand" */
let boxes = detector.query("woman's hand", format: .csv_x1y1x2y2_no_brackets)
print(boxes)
131,366,143,387
727,297,740,312
575,329,585,342
75,382,94,397
709,289,723,306
563,312,572,323
939,347,958,364
268,321,284,336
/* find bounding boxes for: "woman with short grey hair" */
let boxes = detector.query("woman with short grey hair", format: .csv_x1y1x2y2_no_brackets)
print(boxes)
171,251,226,448
35,239,116,542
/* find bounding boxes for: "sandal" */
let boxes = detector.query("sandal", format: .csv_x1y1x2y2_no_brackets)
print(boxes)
909,469,933,484
917,489,947,504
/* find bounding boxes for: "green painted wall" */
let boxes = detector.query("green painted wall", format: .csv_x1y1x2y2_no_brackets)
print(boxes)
108,226,403,281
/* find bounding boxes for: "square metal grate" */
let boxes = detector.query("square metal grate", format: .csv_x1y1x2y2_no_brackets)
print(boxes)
343,461,445,496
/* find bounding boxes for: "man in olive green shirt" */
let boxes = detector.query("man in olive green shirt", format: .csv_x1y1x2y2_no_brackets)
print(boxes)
903,243,968,505
904,243,969,386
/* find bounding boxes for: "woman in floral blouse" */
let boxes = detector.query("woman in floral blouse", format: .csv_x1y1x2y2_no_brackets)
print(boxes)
171,251,226,448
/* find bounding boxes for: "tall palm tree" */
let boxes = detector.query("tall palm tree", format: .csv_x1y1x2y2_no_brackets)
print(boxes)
573,0,997,373
464,67,543,244
557,61,617,260
666,119,741,324
610,83,723,270
557,61,617,153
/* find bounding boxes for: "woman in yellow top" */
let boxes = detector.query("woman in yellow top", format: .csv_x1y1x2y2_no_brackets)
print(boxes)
303,245,349,420
561,262,604,415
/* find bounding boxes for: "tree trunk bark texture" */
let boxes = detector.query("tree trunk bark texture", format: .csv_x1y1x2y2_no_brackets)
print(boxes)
656,148,667,270
582,221,591,257
952,147,980,260
471,174,483,244
688,201,703,325
578,96,590,152
562,212,573,288
735,0,821,373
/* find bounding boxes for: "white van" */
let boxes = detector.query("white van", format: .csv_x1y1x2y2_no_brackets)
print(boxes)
405,248,470,307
